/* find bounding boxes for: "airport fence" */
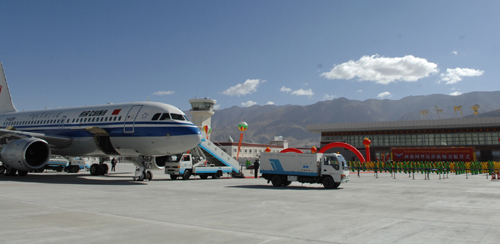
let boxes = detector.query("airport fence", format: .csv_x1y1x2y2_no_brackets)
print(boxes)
347,161,500,179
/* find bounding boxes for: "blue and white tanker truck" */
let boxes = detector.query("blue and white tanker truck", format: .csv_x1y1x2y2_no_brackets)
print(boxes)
260,152,350,189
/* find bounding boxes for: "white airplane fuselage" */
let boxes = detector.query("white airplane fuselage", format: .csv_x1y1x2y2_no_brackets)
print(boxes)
0,102,202,157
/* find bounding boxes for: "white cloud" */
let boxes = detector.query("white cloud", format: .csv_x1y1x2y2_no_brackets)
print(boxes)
292,89,314,96
377,91,392,99
323,94,337,100
153,91,175,95
281,86,314,96
241,100,257,107
320,54,438,84
450,91,462,96
280,86,293,93
213,104,221,110
439,68,484,85
222,79,265,97
357,89,363,93
266,101,275,105
452,51,458,55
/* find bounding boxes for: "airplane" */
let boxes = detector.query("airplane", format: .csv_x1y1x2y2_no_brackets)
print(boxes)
0,63,202,180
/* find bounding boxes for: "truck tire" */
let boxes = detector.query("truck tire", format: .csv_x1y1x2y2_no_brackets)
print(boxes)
323,176,335,189
69,165,79,173
283,181,292,187
200,175,208,179
212,171,222,179
170,175,178,180
333,182,341,189
183,170,191,180
18,170,28,176
271,175,284,187
146,171,153,181
0,165,5,174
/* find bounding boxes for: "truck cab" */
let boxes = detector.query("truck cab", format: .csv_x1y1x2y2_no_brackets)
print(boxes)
164,154,194,180
321,153,350,186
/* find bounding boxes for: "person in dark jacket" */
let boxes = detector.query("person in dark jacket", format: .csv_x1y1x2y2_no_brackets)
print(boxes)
111,158,117,171
253,159,260,178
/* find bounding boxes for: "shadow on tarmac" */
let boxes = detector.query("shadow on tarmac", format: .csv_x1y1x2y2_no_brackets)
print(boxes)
0,172,147,185
227,184,344,191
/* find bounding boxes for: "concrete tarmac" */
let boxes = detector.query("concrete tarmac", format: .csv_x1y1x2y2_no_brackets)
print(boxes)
1,163,500,244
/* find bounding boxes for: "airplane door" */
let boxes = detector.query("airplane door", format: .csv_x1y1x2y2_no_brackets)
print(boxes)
123,105,143,133
59,116,67,130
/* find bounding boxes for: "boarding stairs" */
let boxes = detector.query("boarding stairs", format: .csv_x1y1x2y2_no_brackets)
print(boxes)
191,139,244,177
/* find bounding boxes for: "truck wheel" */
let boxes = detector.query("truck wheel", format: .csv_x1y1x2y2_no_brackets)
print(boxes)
170,175,178,180
146,171,153,181
0,166,5,174
271,175,284,187
283,181,292,187
323,176,335,189
18,170,28,176
72,165,80,173
90,164,99,176
333,182,341,189
183,170,191,180
212,171,221,179
200,175,208,179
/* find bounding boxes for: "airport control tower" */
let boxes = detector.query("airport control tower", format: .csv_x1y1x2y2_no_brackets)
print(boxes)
189,98,216,140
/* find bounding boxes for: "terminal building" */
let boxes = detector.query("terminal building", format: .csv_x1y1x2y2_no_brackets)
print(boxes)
306,117,500,161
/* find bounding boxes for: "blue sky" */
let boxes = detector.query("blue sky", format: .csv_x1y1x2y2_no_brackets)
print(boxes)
0,0,498,112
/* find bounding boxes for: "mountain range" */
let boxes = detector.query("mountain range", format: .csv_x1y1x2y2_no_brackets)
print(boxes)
188,91,500,148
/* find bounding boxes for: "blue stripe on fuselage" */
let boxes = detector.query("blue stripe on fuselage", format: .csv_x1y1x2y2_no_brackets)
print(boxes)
10,121,201,138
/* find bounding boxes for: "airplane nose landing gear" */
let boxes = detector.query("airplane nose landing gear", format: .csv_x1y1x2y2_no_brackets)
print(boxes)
133,166,153,181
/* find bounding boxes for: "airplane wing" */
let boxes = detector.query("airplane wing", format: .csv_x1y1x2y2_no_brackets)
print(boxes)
0,128,73,149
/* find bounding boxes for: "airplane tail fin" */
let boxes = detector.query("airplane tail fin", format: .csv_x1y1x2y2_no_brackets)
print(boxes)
0,63,17,113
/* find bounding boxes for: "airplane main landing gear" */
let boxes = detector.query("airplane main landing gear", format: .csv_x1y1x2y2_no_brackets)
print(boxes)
90,164,108,176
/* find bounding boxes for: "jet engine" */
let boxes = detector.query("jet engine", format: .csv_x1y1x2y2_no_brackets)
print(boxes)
1,138,51,171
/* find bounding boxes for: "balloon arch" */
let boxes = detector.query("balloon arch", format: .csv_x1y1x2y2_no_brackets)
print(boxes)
280,142,366,162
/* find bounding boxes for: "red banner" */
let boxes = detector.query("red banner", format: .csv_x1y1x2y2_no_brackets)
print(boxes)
391,147,475,162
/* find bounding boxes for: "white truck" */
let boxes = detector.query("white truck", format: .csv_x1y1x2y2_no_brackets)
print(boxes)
260,152,350,189
164,153,232,180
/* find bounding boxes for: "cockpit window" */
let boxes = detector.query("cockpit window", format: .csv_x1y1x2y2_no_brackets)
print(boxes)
160,113,170,120
151,113,161,120
183,115,190,121
171,113,185,121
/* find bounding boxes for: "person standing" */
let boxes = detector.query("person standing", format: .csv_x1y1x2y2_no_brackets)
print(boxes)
111,158,117,172
253,159,260,178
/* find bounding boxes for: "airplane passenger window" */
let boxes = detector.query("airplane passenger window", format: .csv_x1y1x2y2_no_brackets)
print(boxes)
113,117,117,121
118,116,121,121
160,113,170,120
171,113,185,120
152,113,161,120
92,118,95,122
72,119,75,123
